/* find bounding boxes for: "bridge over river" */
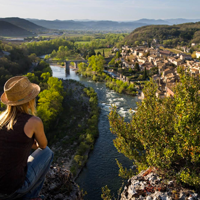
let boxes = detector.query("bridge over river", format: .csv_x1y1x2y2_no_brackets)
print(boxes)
65,60,88,74
46,59,88,74
48,56,114,75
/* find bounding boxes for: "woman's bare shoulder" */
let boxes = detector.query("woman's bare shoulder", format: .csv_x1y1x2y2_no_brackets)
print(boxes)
28,116,43,124
24,116,44,138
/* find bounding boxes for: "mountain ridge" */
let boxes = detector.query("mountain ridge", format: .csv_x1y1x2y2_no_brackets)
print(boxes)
0,21,35,37
0,17,48,33
27,18,200,32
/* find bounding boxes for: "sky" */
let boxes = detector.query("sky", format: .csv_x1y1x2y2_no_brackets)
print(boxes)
0,0,200,21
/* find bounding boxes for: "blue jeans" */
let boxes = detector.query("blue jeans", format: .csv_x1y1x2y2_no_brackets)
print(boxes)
0,146,54,200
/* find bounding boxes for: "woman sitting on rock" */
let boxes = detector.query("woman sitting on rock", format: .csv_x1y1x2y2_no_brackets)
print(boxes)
0,76,54,200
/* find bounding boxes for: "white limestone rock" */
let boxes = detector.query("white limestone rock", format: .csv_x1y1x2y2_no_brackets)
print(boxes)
120,167,200,200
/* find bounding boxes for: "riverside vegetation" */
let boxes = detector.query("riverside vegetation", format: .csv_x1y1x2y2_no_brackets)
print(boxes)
77,54,138,96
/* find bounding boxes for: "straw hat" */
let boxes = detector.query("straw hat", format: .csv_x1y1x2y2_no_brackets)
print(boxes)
1,76,40,106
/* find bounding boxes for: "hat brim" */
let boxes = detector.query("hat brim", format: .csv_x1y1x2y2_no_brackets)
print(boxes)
1,83,40,106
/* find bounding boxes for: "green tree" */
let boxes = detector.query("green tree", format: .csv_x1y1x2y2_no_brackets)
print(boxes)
134,62,140,71
37,89,63,129
28,53,39,63
143,67,147,80
25,73,40,84
97,51,101,56
88,55,105,73
37,76,64,130
44,55,50,60
47,77,64,95
116,51,120,59
135,41,140,46
101,186,112,200
108,57,115,66
109,73,200,188
103,49,105,57
88,49,96,57
78,62,87,73
41,72,51,82
50,50,57,58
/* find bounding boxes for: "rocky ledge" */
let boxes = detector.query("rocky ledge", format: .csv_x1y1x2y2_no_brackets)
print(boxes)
41,166,83,200
121,167,199,200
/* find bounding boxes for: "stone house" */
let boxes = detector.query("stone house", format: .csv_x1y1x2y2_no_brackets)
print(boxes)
141,62,154,71
196,52,200,59
157,63,167,75
148,55,158,63
178,53,192,60
137,57,146,64
190,68,200,76
173,58,183,66
168,57,183,66
162,67,176,79
134,49,144,56
191,43,196,47
153,58,165,66
186,60,195,68
159,50,172,57
168,57,175,63
149,49,159,56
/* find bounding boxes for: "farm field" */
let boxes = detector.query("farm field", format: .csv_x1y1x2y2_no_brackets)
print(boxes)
75,41,91,45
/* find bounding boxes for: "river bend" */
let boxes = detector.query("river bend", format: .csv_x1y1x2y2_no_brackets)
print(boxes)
50,66,139,200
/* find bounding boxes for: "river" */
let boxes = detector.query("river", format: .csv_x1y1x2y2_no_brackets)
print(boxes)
50,66,139,200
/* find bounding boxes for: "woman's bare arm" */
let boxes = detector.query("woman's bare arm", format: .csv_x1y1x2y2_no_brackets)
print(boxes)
24,116,47,149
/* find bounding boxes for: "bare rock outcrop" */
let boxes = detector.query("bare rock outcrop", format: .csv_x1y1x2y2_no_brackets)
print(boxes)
41,166,83,200
121,167,199,200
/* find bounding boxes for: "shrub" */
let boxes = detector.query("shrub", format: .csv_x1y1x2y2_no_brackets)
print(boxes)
74,155,84,166
109,72,200,190
77,142,89,155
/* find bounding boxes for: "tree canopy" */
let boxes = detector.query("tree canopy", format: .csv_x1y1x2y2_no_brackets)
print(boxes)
109,72,200,189
37,76,65,130
88,55,105,73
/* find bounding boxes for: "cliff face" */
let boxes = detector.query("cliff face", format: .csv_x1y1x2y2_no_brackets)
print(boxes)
120,168,199,200
41,166,83,200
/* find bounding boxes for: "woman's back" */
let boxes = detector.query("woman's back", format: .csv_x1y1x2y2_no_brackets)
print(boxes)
0,113,34,194
0,76,52,200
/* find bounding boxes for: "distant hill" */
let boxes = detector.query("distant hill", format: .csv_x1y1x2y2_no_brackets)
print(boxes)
131,18,200,25
0,17,48,33
27,18,200,32
124,22,200,46
166,18,200,25
0,21,35,37
27,19,148,32
134,18,169,25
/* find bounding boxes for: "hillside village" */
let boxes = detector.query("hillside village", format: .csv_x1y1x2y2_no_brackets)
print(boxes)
111,42,200,98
